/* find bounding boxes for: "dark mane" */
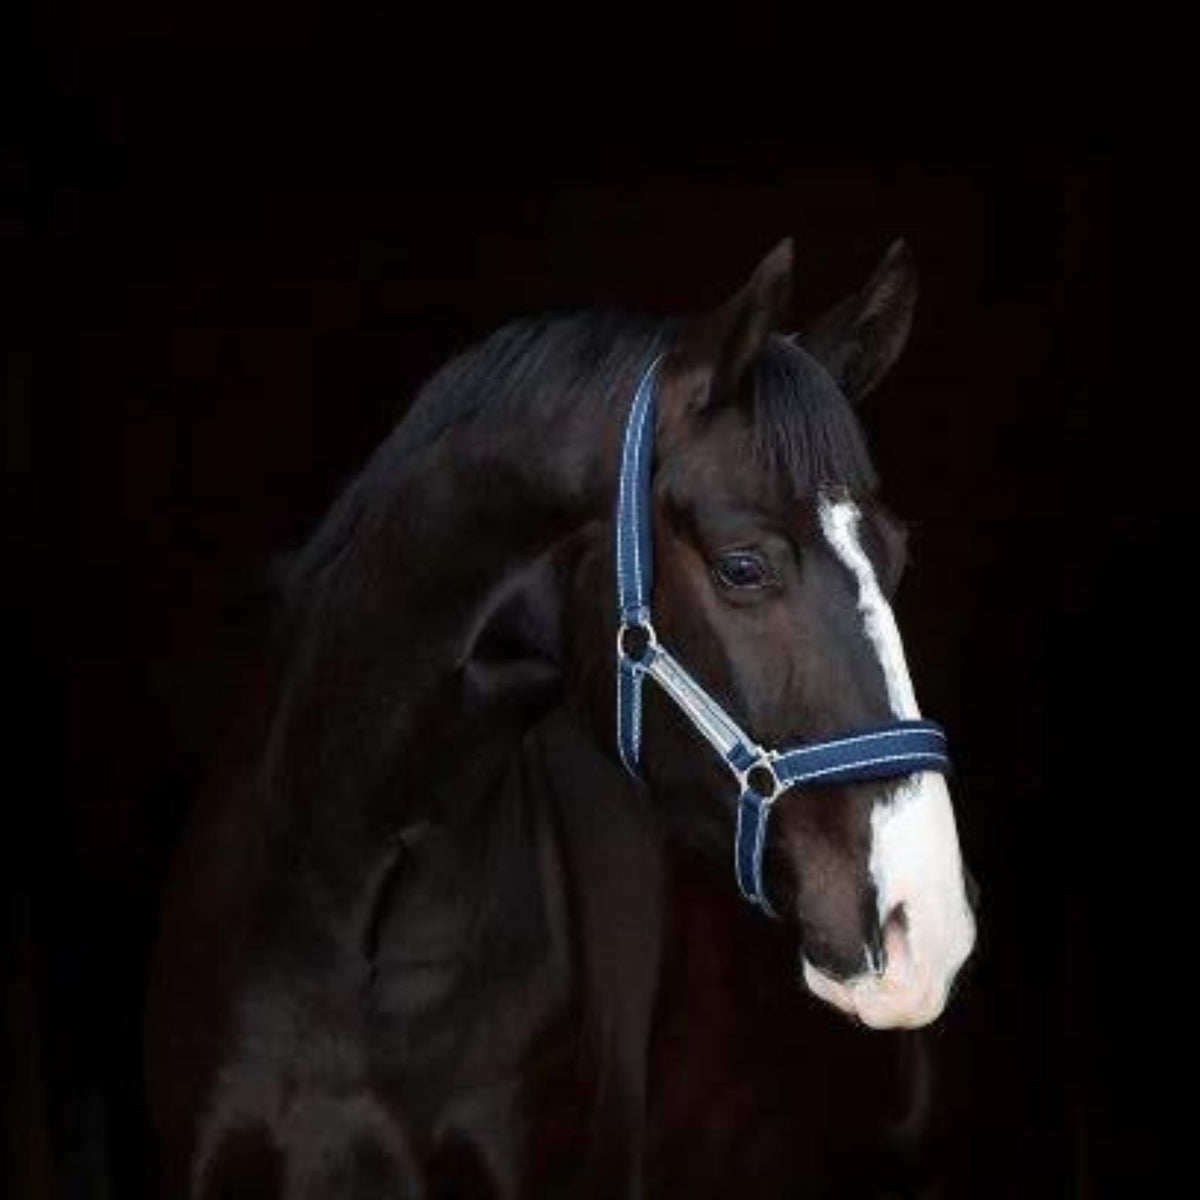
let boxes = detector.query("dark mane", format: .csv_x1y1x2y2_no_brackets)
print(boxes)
280,310,667,603
398,310,667,458
282,313,876,605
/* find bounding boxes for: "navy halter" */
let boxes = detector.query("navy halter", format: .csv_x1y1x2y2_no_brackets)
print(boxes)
614,357,951,917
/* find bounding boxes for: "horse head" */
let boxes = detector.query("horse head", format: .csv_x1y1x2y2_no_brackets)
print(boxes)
574,240,976,1028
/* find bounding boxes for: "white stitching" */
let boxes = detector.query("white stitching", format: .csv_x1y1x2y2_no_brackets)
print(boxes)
780,751,948,786
773,727,944,770
753,801,770,905
619,393,638,614
616,358,658,619
632,666,642,762
628,368,653,609
618,664,633,772
735,799,751,896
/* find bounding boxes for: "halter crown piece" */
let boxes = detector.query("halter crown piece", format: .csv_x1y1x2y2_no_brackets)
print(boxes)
614,358,951,917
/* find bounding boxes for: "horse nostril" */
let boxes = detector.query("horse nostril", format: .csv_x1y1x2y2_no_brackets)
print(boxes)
865,922,886,976
871,902,910,978
884,902,909,936
963,867,982,914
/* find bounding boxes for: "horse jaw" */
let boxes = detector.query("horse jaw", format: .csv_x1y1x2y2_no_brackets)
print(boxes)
801,772,976,1029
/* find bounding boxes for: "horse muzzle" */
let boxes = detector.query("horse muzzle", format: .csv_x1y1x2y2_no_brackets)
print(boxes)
801,884,977,1029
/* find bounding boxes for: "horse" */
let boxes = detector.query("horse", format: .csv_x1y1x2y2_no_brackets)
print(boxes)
146,238,977,1198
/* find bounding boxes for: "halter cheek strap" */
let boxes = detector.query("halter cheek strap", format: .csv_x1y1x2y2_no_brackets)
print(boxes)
614,358,951,917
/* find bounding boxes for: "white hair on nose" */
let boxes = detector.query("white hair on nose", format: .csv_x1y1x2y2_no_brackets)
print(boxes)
817,496,918,719
809,494,975,1028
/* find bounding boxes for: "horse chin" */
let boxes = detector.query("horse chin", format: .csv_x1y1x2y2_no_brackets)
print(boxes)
798,902,974,1030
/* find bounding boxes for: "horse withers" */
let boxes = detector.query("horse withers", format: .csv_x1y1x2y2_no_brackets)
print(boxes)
147,238,976,1197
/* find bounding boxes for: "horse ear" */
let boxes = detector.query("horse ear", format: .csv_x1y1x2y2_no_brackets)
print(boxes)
797,239,918,405
661,238,793,427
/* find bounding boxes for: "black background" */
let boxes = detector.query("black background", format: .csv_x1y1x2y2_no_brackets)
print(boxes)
3,2,1154,1196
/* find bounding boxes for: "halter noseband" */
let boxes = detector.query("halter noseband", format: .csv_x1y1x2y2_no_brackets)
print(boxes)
614,357,950,917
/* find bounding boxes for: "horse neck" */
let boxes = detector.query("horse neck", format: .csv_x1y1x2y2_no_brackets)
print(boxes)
250,379,671,1161
266,386,628,881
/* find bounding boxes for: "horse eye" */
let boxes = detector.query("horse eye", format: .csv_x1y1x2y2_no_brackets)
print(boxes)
713,551,771,590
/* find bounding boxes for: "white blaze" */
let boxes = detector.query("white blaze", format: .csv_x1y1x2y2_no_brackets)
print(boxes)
818,498,920,719
804,497,976,1029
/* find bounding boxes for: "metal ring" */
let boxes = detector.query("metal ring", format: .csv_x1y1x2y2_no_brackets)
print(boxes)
616,620,657,665
740,757,782,802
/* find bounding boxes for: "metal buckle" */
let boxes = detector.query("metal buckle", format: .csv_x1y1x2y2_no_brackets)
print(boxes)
738,754,782,802
616,619,657,665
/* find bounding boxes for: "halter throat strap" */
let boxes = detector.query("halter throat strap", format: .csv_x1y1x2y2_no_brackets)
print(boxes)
614,357,950,917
